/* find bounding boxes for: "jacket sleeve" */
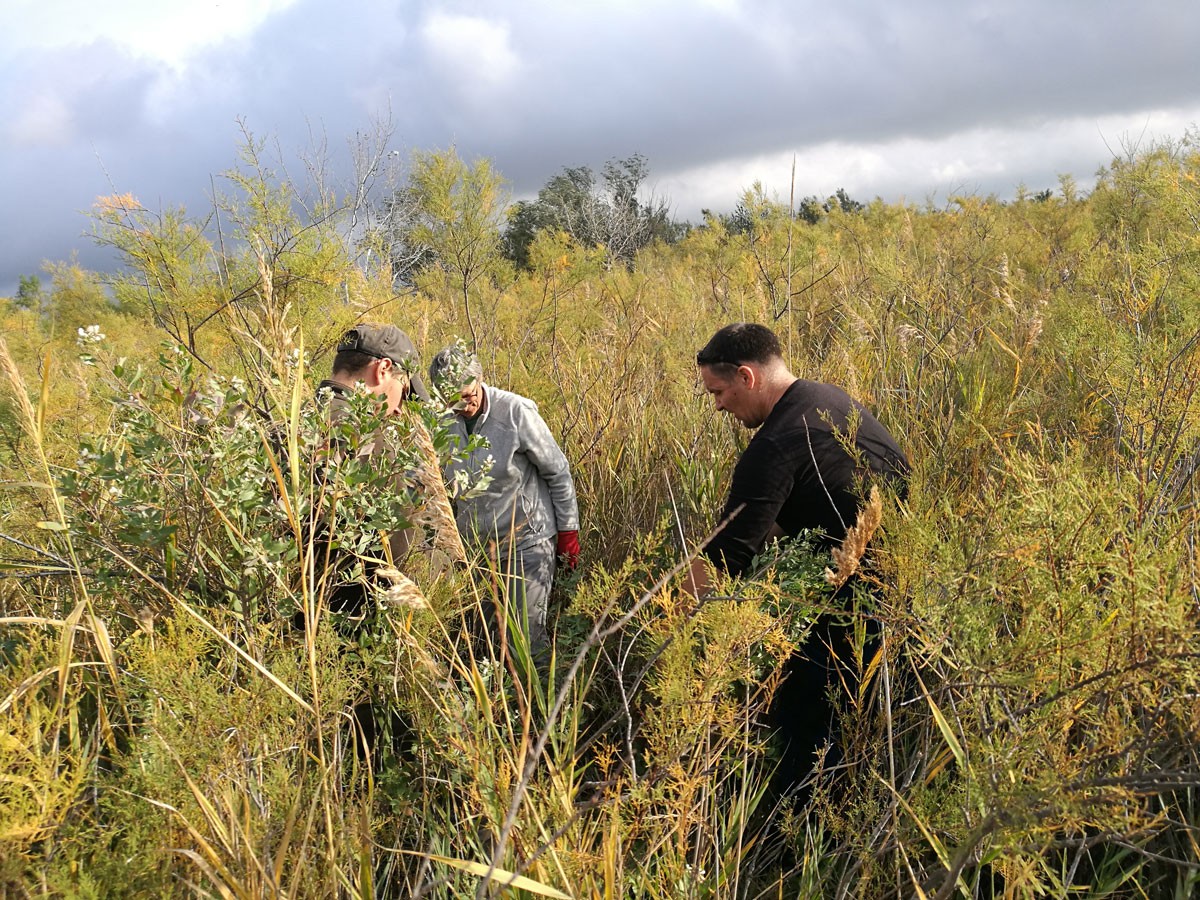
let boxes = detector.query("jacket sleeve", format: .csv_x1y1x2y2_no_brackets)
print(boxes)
704,434,793,576
517,400,580,532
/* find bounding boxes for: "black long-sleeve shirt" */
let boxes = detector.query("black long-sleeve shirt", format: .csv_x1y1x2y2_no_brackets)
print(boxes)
705,379,909,576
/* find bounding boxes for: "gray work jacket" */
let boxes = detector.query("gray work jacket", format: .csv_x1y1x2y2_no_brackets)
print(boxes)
444,384,579,552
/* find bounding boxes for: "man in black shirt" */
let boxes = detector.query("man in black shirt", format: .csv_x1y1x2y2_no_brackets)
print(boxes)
685,322,909,797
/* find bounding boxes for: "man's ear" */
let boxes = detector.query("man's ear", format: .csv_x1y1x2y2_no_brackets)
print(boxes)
736,364,757,388
383,358,404,383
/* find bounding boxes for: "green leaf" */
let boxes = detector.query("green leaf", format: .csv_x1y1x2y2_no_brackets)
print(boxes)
915,671,967,772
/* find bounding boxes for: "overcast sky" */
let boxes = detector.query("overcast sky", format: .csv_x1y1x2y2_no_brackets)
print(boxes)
3,0,1199,296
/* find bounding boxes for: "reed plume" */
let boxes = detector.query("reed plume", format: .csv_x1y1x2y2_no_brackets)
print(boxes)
402,405,468,568
824,485,882,589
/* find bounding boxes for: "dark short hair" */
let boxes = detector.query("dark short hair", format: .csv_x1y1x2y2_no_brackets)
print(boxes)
696,323,783,372
331,349,382,377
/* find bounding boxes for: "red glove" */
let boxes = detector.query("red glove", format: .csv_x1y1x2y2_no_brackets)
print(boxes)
556,530,581,571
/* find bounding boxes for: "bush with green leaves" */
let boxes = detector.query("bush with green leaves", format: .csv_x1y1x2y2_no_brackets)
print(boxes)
4,129,1200,898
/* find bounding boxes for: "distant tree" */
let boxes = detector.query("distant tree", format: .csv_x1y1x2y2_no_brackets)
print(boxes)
502,199,543,270
14,274,44,312
727,187,863,227
390,148,508,344
42,260,112,338
375,148,508,303
797,188,866,222
1058,174,1079,203
503,154,680,269
374,186,436,288
720,186,863,231
714,193,793,233
797,196,824,225
827,187,864,214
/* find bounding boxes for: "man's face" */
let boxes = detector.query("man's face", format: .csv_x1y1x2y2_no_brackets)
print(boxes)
700,364,761,428
451,380,484,418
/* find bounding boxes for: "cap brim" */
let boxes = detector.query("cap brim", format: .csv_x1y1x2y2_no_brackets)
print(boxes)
408,371,432,403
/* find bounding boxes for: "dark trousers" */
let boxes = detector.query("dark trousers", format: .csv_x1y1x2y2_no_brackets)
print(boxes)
767,604,882,802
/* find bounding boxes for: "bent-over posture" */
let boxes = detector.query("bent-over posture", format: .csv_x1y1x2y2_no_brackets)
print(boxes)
429,343,580,659
687,322,909,794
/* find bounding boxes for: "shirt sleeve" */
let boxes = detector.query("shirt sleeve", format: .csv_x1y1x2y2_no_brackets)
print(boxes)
517,401,580,532
704,433,793,576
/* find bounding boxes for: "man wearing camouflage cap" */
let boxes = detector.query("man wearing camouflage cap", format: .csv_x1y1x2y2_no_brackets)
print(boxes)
429,341,580,660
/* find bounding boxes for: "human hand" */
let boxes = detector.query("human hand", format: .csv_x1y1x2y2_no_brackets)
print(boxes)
555,530,581,571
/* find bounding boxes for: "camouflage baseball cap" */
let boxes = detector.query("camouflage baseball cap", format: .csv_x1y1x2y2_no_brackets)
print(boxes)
337,324,431,402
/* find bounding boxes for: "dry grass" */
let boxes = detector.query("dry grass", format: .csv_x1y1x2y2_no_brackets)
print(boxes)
3,132,1200,897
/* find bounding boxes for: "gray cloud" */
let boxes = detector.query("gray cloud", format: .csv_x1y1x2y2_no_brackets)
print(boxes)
3,0,1199,294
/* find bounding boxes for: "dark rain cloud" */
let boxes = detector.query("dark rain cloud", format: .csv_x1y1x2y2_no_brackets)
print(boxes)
3,0,1199,293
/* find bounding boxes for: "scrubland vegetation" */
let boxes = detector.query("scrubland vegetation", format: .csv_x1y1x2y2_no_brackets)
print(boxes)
2,128,1199,898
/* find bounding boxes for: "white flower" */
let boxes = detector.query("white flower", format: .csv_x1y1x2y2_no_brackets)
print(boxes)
76,324,106,347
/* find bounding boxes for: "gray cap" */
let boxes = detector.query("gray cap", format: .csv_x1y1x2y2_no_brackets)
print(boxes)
337,324,431,402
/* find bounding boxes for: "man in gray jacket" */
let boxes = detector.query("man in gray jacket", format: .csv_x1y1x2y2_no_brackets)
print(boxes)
429,342,580,658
